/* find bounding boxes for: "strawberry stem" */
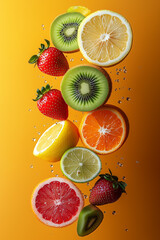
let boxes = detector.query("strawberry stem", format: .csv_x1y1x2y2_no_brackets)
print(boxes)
28,39,50,65
99,169,127,193
33,84,51,101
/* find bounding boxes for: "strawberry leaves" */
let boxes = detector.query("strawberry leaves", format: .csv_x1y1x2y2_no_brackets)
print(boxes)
33,84,51,101
28,39,50,64
99,169,127,193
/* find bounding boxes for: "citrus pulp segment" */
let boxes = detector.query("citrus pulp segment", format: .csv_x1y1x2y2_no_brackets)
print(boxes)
79,107,127,154
78,10,132,66
33,120,79,161
31,177,84,227
60,147,101,183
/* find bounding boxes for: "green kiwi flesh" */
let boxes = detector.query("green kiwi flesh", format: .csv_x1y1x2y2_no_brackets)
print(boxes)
50,12,85,52
61,66,110,112
77,205,104,236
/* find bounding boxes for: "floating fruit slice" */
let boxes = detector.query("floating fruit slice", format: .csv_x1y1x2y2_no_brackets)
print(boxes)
61,65,110,112
79,107,127,154
60,147,101,183
50,12,85,52
33,120,79,161
78,10,132,66
67,6,91,17
77,205,103,236
31,177,84,227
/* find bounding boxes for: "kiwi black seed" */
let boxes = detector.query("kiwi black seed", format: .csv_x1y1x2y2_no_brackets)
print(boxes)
50,12,85,52
61,65,110,112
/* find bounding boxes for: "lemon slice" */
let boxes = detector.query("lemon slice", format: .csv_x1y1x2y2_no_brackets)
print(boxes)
67,6,91,17
78,10,132,66
33,120,79,162
60,147,101,183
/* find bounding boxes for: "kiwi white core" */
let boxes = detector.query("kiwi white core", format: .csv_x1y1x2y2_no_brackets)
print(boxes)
65,27,76,36
80,82,90,94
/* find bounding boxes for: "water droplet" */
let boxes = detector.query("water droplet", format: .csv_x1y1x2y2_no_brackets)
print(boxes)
104,211,106,213
119,68,122,71
51,170,54,173
116,72,119,75
128,88,131,91
55,77,57,79
84,195,88,199
115,88,117,91
116,68,118,71
122,176,126,180
30,165,33,168
125,228,128,232
118,100,122,104
86,182,89,186
123,69,127,73
112,211,116,215
32,138,36,142
110,71,112,74
70,58,74,62
55,174,58,177
80,58,84,61
123,77,126,80
50,165,53,168
136,161,139,164
33,125,36,128
89,189,92,192
41,24,44,27
44,80,47,83
43,124,46,127
28,108,31,112
117,162,123,167
37,132,41,135
44,202,47,205
117,79,119,82
126,97,131,101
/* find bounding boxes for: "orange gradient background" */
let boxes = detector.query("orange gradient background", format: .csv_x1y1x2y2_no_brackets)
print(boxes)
1,0,160,239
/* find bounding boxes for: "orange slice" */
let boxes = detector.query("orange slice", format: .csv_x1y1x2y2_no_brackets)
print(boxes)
79,107,127,154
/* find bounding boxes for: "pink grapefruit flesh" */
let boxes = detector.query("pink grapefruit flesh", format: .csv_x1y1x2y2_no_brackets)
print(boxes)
31,177,84,227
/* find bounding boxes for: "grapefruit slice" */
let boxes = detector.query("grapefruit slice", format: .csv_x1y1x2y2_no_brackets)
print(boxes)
31,177,84,227
79,107,127,154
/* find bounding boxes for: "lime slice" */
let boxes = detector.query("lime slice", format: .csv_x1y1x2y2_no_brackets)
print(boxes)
60,147,101,183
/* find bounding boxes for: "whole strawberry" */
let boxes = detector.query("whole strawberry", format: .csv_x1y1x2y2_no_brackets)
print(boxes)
89,169,127,205
28,39,69,76
33,84,68,120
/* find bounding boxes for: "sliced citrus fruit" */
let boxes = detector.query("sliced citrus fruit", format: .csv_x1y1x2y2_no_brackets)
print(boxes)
78,10,132,66
79,107,127,154
31,177,84,227
60,147,101,183
67,6,91,17
33,120,79,162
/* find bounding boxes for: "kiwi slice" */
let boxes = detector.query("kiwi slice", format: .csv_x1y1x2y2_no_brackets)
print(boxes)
50,12,85,52
61,65,110,112
77,205,104,236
